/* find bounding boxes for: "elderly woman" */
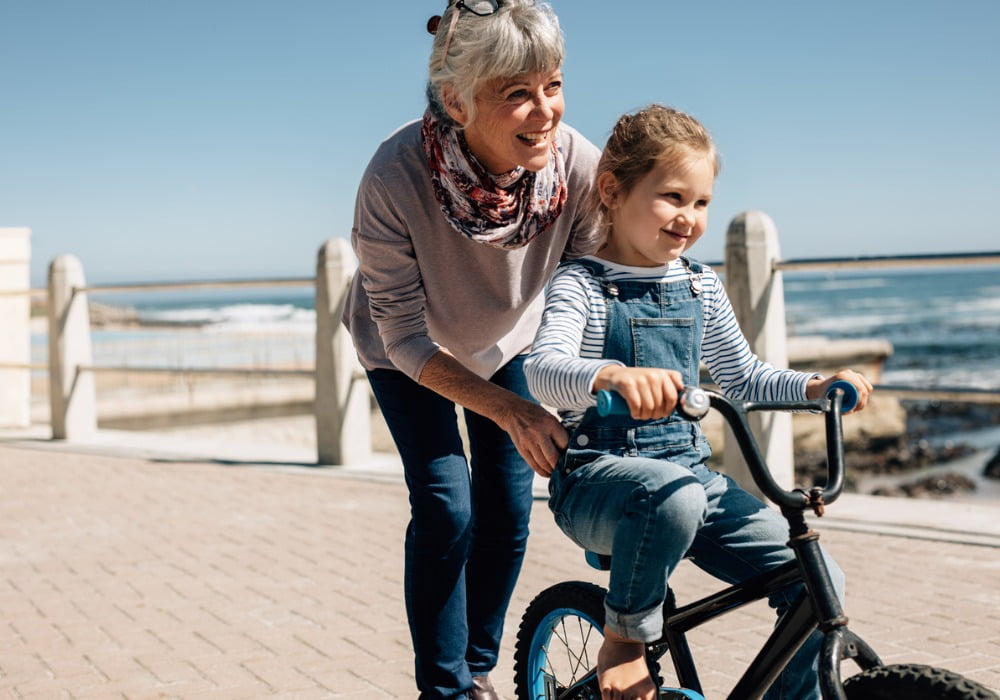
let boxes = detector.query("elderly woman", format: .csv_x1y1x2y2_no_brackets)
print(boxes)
341,1,599,697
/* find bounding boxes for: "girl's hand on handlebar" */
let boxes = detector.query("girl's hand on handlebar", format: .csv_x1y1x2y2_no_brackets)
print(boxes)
806,370,874,414
593,366,685,420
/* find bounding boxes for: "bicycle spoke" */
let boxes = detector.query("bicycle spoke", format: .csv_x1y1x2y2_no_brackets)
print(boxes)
514,582,607,700
532,613,600,691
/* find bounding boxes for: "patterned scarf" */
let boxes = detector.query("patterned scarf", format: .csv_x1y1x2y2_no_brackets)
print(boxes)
421,110,568,250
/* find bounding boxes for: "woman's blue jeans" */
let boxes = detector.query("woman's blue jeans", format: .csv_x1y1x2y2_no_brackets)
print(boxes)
549,453,845,700
367,357,536,700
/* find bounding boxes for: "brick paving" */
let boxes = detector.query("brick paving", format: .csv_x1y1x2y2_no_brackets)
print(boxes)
1,443,998,698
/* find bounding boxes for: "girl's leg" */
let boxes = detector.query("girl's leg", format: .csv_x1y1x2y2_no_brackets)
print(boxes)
367,369,473,700
552,455,707,699
684,465,846,700
551,455,707,642
461,356,536,676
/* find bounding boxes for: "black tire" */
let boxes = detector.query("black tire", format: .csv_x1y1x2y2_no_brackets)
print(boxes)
514,580,607,700
513,581,676,700
844,663,998,700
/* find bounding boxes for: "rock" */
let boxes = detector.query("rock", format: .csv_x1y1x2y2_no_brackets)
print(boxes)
880,472,978,498
89,301,139,327
984,449,1000,480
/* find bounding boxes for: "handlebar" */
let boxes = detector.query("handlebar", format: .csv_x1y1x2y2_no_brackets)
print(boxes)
825,379,859,412
595,381,858,418
594,384,856,513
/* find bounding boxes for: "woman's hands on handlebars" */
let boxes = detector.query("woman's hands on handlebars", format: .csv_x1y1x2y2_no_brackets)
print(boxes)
806,369,874,414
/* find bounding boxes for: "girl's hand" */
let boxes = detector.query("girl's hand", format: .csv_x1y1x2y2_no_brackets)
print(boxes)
593,366,685,420
806,370,874,414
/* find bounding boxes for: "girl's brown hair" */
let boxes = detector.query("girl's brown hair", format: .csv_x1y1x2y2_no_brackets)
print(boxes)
593,104,721,234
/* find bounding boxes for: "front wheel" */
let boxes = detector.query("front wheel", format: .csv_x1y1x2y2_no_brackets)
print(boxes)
844,663,998,699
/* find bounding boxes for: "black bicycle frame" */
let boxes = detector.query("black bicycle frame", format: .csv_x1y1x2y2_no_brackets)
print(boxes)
559,389,885,699
655,389,884,699
653,537,880,699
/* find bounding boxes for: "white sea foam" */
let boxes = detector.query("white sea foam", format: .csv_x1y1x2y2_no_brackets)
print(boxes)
881,365,1000,391
783,277,889,293
30,268,998,392
140,303,317,334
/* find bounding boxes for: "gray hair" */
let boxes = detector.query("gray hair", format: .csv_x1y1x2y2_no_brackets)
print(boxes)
427,0,565,128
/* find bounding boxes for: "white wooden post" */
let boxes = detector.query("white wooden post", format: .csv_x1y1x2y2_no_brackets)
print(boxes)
315,237,371,465
47,254,97,439
723,211,794,495
0,227,31,427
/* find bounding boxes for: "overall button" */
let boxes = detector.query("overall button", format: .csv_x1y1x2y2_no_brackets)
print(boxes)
576,434,590,447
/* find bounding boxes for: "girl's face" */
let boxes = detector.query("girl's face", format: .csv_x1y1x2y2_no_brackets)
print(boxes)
598,152,714,267
447,69,564,174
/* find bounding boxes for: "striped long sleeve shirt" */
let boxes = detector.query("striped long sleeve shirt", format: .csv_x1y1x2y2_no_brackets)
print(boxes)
524,257,817,429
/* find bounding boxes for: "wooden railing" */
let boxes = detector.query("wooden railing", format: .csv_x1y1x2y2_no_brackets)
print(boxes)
1,221,997,493
32,239,371,464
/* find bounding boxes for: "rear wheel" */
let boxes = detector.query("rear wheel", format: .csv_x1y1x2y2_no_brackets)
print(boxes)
513,581,683,700
843,663,998,699
514,581,607,700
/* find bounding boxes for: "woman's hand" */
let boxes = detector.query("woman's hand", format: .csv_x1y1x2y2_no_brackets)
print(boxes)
806,369,874,413
494,398,569,478
593,366,685,420
418,350,567,478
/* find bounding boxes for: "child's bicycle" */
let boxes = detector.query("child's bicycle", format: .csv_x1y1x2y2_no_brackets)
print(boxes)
513,384,998,699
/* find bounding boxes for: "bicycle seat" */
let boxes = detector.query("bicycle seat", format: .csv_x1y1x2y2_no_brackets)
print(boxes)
586,550,692,571
584,550,612,571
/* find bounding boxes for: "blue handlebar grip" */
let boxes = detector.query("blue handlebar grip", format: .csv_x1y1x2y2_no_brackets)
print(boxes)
596,389,630,416
827,379,859,413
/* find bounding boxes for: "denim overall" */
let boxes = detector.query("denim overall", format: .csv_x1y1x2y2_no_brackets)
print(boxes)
547,258,843,700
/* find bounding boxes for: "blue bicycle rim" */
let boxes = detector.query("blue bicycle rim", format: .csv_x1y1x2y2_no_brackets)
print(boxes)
526,606,603,700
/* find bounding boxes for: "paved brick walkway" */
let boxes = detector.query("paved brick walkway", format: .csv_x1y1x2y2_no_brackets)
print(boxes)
1,443,998,698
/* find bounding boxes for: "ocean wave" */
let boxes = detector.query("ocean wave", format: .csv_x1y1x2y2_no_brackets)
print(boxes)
139,303,316,333
783,277,889,293
882,365,1000,391
30,270,993,392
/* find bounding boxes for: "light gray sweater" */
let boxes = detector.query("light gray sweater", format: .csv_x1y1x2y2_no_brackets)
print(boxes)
342,119,602,381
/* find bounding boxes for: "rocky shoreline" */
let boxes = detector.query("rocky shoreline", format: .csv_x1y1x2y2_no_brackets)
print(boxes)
797,400,1000,498
32,300,213,329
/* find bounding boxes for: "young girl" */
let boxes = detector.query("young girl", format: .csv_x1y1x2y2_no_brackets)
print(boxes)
524,104,873,700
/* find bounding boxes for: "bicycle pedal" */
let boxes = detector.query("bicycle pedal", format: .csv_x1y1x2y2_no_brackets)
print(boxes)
660,689,705,700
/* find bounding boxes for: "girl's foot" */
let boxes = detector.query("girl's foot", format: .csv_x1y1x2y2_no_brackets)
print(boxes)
597,627,657,699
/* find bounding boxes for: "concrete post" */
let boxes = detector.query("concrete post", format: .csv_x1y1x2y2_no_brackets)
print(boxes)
723,211,794,496
0,227,31,427
315,237,371,465
47,255,97,439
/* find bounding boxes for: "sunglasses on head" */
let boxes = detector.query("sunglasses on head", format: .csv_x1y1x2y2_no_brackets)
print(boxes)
432,0,502,68
452,0,501,16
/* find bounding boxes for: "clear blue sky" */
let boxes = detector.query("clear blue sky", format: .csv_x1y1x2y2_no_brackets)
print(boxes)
2,0,998,287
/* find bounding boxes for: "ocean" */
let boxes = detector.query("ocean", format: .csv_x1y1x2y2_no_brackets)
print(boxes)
49,265,998,391
27,265,1000,499
782,266,1000,392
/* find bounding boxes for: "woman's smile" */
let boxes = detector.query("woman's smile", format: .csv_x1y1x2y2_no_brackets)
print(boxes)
518,129,553,144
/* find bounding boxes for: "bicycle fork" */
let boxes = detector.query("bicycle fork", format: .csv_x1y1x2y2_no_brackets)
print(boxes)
789,510,882,700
